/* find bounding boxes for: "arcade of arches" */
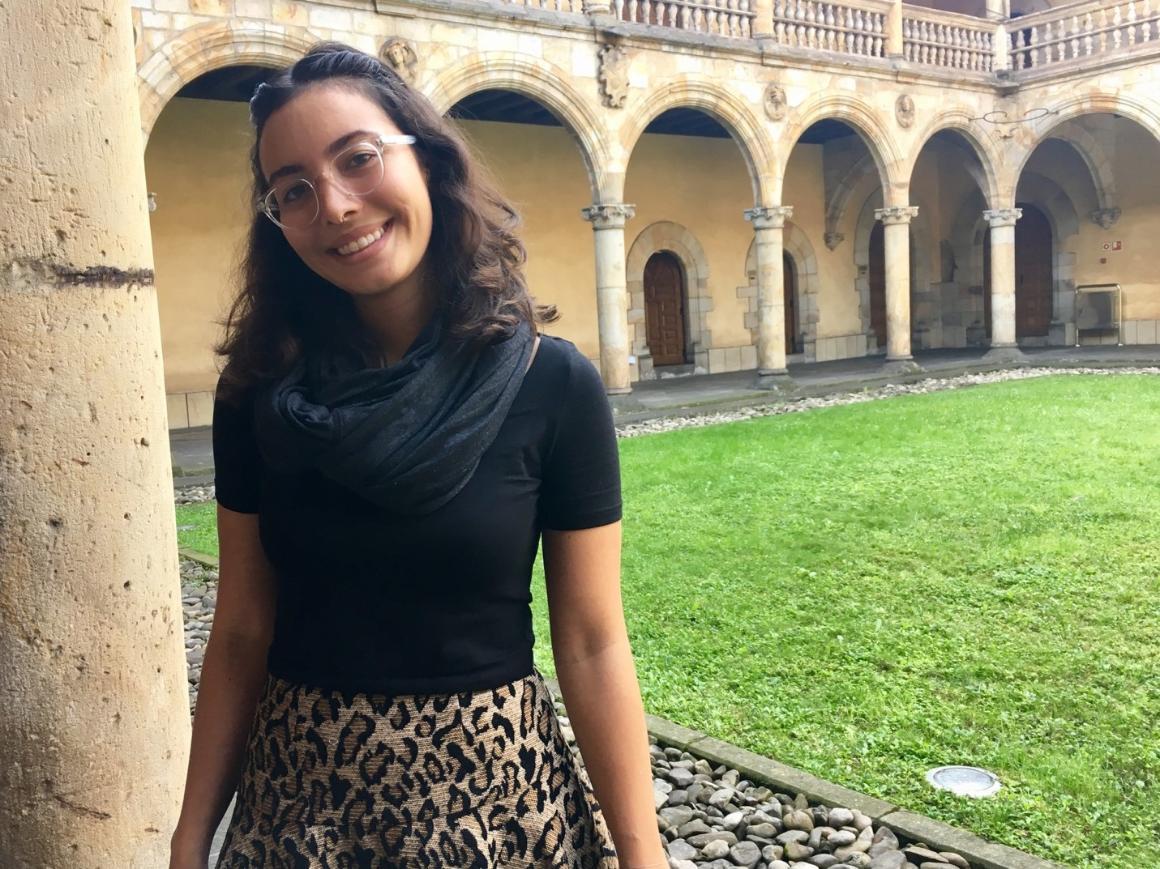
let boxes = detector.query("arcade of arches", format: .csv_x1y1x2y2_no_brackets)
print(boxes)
132,2,1160,426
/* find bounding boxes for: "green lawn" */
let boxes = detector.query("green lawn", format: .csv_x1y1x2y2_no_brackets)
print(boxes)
177,375,1160,868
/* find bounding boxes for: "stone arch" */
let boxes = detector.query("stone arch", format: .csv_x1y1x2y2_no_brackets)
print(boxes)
906,111,1002,209
852,190,933,351
619,80,775,207
1041,120,1117,215
1016,93,1160,186
426,54,609,203
824,153,877,251
780,94,901,202
742,222,821,361
138,20,319,141
626,221,711,379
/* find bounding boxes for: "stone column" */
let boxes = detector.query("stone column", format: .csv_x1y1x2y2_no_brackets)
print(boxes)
744,206,794,387
983,208,1023,356
874,206,919,364
582,204,636,394
0,1,190,866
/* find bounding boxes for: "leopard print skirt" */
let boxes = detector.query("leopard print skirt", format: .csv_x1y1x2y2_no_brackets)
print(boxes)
215,668,619,868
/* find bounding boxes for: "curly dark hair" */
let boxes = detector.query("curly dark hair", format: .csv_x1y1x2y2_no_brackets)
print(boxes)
215,42,557,401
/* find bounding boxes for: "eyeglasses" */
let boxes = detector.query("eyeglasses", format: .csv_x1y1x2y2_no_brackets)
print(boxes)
257,134,417,230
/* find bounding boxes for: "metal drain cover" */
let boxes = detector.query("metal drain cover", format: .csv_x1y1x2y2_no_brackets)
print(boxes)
925,766,1001,797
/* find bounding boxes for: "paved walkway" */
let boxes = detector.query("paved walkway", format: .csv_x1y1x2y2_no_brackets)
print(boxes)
171,345,1160,484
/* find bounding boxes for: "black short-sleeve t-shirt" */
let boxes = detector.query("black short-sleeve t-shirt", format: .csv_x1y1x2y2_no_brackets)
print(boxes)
212,335,621,694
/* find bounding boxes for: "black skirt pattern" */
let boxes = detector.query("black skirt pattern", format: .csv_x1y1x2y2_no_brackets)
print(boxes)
215,669,619,868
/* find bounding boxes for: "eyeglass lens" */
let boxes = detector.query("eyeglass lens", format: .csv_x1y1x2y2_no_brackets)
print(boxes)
265,140,386,230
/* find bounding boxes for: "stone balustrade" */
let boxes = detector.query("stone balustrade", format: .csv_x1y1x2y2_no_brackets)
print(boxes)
1010,0,1160,71
611,0,756,38
771,0,889,57
501,0,586,11
488,0,1160,75
902,6,995,72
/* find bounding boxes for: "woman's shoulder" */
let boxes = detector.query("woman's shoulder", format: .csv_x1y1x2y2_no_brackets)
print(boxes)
528,334,607,411
530,334,602,393
534,333,597,375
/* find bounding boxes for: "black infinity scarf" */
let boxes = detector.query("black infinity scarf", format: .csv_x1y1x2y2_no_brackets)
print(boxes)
253,316,535,515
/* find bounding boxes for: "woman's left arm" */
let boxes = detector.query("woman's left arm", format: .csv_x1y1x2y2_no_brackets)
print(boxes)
542,521,669,869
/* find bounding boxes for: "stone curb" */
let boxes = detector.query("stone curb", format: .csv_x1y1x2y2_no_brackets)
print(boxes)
543,677,1067,869
179,548,218,568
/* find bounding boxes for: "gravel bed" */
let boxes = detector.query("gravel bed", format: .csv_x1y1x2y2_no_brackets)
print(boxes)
175,484,215,505
180,558,217,713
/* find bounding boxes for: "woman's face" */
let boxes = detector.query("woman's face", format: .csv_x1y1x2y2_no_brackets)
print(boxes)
258,83,434,303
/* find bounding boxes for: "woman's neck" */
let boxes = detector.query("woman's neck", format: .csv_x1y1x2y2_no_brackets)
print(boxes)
352,273,437,366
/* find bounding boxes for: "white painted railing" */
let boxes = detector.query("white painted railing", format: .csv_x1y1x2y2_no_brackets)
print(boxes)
902,7,994,71
1010,0,1160,70
771,0,889,57
611,0,756,38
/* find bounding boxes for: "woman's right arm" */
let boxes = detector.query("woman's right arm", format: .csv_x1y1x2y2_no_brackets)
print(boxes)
169,506,278,868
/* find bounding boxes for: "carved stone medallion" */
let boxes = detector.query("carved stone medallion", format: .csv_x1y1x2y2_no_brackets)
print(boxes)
764,83,787,122
379,38,418,84
598,44,629,108
895,94,915,129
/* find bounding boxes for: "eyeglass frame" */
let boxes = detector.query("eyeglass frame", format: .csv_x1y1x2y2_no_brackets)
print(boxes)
256,133,418,230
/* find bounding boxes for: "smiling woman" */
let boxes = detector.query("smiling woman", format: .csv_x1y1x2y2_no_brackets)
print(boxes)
168,43,667,869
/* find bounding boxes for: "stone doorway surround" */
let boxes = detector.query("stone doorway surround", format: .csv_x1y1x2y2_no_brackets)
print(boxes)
627,221,712,380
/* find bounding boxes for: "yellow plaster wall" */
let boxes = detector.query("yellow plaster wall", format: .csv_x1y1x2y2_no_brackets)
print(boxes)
454,120,600,357
625,132,755,348
785,144,861,337
1069,122,1160,321
145,97,252,395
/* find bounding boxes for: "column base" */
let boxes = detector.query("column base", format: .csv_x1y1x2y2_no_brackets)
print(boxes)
882,357,924,375
983,344,1028,365
754,369,793,391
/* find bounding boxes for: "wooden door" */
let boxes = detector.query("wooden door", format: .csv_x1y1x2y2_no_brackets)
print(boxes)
869,222,887,347
783,252,798,355
644,251,687,366
1015,204,1053,338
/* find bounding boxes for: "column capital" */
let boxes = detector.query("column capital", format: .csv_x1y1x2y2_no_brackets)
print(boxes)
874,206,919,225
581,203,635,229
744,205,793,230
983,207,1022,228
1089,207,1121,230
